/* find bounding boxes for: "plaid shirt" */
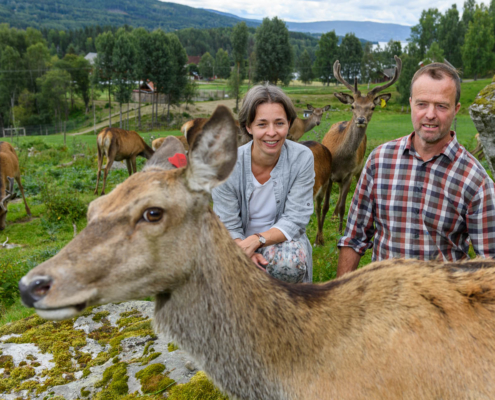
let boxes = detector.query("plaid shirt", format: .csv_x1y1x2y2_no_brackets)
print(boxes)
338,132,495,261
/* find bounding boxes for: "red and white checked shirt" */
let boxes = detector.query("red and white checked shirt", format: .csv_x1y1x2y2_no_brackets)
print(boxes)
338,132,495,261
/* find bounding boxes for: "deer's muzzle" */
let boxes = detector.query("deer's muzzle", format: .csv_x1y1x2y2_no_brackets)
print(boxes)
19,276,53,307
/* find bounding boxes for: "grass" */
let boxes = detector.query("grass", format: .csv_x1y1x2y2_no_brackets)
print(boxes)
0,78,491,324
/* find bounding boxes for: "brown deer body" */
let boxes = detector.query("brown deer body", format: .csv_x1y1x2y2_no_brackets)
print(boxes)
94,127,154,196
0,142,31,230
300,141,332,245
287,104,331,141
181,117,251,147
19,106,495,400
322,56,402,232
152,136,190,152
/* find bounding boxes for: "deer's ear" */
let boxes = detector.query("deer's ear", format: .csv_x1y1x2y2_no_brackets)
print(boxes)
307,104,314,111
144,136,186,171
374,93,391,105
323,105,331,111
186,105,238,192
334,92,354,105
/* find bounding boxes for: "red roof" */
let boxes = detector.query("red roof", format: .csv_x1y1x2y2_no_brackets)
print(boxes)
187,56,201,65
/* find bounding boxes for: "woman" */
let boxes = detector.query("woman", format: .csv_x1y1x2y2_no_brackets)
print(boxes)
212,83,315,283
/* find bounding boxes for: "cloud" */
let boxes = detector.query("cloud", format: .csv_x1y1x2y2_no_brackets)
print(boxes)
165,0,469,26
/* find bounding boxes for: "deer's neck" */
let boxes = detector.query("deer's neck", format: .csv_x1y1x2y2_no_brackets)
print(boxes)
154,210,338,400
335,118,367,160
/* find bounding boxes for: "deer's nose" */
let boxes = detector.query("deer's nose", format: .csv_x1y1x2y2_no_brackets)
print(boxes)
19,277,53,308
357,117,366,125
316,121,320,126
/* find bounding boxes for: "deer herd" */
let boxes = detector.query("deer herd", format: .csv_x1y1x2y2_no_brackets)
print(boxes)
11,56,495,399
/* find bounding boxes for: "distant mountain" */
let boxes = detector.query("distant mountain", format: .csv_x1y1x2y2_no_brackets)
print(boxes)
205,9,411,43
0,0,411,43
0,0,259,31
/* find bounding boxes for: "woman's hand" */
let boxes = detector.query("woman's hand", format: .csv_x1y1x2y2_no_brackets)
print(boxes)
251,253,268,271
236,235,262,258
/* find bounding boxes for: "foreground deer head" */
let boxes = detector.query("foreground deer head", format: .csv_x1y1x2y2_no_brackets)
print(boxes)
334,55,402,127
19,106,237,320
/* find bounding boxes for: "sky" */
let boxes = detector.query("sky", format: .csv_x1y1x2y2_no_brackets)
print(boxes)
162,0,473,26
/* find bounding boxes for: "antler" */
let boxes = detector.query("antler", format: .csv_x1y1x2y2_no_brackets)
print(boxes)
0,177,15,212
369,55,402,96
333,60,359,94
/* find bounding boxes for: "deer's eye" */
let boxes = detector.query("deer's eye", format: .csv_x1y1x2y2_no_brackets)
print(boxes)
142,208,164,223
371,107,375,110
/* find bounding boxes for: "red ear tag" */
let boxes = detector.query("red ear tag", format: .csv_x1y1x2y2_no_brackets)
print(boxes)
168,153,187,168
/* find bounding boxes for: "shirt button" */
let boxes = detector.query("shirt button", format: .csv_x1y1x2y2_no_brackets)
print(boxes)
307,203,310,206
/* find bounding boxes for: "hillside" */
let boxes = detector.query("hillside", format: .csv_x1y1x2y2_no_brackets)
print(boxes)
0,0,259,31
1,0,410,42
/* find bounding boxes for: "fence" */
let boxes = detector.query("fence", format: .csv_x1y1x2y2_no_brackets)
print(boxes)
194,90,227,102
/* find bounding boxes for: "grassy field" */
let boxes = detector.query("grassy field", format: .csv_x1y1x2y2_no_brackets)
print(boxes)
0,78,490,324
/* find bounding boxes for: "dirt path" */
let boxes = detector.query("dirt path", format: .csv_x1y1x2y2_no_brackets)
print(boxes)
69,99,237,136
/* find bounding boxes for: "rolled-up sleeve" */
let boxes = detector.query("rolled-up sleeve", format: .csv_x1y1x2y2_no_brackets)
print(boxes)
467,177,495,258
212,173,246,241
273,151,315,240
338,154,376,255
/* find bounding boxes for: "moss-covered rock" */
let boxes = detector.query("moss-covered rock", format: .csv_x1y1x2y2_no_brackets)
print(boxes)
168,371,229,400
0,301,227,399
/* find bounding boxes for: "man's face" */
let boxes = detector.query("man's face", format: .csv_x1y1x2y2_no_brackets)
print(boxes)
409,74,461,147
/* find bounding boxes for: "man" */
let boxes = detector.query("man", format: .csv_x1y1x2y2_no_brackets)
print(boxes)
337,62,495,277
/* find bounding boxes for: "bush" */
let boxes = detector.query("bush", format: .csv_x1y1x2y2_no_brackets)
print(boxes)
18,139,50,152
182,112,191,118
40,182,87,223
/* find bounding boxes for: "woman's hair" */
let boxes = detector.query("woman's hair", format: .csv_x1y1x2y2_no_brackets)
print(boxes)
238,83,297,136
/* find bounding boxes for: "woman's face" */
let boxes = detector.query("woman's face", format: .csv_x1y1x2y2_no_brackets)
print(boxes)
247,102,289,159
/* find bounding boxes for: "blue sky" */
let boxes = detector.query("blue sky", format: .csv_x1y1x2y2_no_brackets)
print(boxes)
162,0,473,26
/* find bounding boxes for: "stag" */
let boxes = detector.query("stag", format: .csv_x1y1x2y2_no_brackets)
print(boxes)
322,55,402,232
0,142,31,230
19,106,495,399
287,104,331,141
300,141,332,245
94,127,154,196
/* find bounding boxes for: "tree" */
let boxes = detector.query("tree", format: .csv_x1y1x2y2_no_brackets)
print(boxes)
94,31,115,127
166,33,188,122
254,17,293,86
462,4,495,80
396,43,421,105
182,80,198,111
199,52,215,79
338,33,363,81
148,30,172,128
132,27,153,128
24,42,50,115
68,56,91,113
228,67,242,113
37,69,71,129
382,40,402,68
410,8,440,57
425,41,444,63
437,4,464,68
361,42,381,83
462,0,476,28
232,22,248,112
298,49,313,84
215,48,231,79
313,30,339,86
112,30,136,128
0,46,25,129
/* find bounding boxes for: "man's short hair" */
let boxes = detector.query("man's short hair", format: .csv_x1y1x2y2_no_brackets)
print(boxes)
410,63,461,105
238,83,297,137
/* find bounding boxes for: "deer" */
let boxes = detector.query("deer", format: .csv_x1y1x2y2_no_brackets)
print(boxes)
181,117,251,147
19,105,495,399
322,55,402,233
287,104,331,141
152,135,190,152
0,141,31,230
94,127,154,196
300,141,332,245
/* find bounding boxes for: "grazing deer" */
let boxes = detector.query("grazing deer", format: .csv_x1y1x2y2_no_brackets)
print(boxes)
152,136,190,152
0,142,31,230
19,106,495,399
94,127,154,196
287,104,331,141
300,141,332,245
322,56,402,232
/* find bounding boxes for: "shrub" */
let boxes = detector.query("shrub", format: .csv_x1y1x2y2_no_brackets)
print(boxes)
18,139,51,152
182,112,191,118
40,181,87,223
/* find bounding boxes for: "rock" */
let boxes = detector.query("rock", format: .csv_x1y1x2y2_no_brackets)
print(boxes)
469,79,495,176
0,301,208,399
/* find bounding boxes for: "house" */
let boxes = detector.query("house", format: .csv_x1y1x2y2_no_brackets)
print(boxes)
131,81,167,103
84,52,97,65
187,56,201,66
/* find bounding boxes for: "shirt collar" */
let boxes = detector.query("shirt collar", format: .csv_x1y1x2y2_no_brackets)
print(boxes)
402,131,459,162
